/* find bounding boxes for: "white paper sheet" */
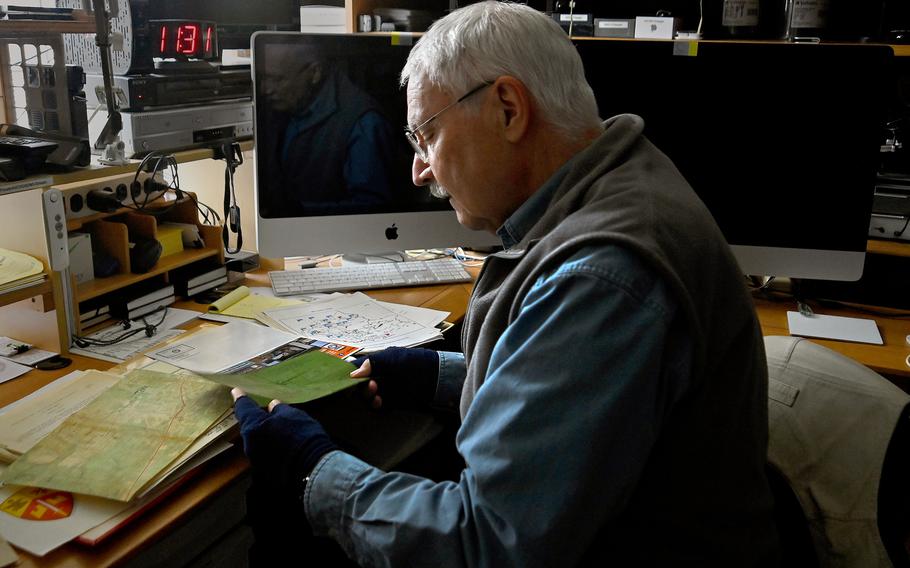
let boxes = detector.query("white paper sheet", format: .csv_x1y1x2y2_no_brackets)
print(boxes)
786,311,884,345
260,292,443,351
70,308,201,363
0,359,30,385
147,320,299,373
0,370,120,458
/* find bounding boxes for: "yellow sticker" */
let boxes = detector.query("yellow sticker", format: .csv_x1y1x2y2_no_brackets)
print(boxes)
390,33,413,46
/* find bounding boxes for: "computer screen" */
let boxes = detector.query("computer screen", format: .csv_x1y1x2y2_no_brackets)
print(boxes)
574,40,892,281
252,32,498,258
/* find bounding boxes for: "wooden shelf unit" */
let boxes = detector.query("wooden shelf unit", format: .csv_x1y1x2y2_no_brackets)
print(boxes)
0,277,51,309
71,196,224,334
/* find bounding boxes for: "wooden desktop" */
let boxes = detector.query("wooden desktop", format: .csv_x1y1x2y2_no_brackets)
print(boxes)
4,262,910,566
1,269,474,568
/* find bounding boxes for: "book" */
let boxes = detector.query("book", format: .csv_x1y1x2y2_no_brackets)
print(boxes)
80,312,112,329
127,295,175,320
187,275,227,297
173,264,227,297
125,283,174,311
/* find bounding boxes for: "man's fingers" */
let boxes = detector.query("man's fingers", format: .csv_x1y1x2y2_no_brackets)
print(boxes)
234,395,267,427
267,399,283,412
231,387,246,401
350,359,372,378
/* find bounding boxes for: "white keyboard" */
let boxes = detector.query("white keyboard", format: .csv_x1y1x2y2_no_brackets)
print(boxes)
268,257,473,295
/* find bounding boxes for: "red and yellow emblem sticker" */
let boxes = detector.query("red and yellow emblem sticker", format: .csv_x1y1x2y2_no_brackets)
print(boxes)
0,488,73,521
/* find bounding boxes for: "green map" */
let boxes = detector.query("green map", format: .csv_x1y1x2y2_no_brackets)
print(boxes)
202,350,364,404
0,370,231,502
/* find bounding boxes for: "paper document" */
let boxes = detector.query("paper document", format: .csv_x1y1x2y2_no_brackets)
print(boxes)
208,285,304,319
0,369,232,502
70,307,200,363
0,370,120,461
147,320,299,373
0,248,42,288
260,292,444,351
202,350,361,404
786,311,884,345
0,359,30,385
0,485,126,557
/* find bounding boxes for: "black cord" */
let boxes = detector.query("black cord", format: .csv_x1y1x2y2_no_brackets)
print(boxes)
894,216,910,238
73,306,169,347
219,142,243,254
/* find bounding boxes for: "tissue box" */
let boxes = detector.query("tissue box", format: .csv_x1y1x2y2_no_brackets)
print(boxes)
68,232,94,284
156,225,185,258
634,16,676,39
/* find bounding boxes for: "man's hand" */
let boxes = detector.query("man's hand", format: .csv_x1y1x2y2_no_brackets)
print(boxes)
350,347,439,410
232,388,338,495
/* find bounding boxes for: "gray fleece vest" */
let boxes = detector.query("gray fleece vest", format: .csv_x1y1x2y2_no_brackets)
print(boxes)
461,115,778,564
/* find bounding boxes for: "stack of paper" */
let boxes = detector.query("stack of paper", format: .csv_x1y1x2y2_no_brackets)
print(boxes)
0,248,45,295
0,368,233,502
0,367,236,556
259,291,450,352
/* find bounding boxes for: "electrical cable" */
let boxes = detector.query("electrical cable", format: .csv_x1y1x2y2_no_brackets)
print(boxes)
73,306,169,347
218,142,243,254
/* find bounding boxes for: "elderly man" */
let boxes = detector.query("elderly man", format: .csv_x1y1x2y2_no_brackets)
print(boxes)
233,2,779,566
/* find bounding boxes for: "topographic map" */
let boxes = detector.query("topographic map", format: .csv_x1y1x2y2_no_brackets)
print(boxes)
0,369,231,502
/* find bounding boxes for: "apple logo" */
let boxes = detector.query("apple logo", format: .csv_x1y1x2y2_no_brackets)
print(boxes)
385,223,399,240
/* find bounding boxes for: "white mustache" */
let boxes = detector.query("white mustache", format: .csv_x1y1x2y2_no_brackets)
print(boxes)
429,182,449,199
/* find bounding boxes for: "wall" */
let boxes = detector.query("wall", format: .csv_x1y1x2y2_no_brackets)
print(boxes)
176,150,259,254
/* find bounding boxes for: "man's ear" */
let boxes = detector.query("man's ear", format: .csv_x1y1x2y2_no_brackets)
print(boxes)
492,76,530,143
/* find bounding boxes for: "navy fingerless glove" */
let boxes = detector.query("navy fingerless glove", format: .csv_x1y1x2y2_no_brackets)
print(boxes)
354,347,439,409
234,397,338,496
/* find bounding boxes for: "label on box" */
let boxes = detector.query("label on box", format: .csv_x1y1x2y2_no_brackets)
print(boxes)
559,14,590,22
599,21,630,29
723,0,759,26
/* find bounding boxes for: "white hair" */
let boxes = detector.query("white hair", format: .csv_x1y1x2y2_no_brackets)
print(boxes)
400,1,602,139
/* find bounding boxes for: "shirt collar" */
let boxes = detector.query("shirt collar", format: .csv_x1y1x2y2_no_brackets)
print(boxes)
496,155,577,249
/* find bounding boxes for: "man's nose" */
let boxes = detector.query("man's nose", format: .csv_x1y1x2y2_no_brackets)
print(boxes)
412,154,434,187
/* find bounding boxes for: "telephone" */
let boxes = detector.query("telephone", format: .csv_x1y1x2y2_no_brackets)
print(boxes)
0,123,91,180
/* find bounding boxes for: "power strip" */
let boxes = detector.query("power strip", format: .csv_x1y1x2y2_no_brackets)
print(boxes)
52,170,163,221
869,213,910,242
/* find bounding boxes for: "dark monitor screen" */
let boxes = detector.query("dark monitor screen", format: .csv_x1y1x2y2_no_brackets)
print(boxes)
575,41,892,280
252,32,497,257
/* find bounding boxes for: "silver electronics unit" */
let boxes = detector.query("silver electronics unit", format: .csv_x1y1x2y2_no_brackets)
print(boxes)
88,100,253,157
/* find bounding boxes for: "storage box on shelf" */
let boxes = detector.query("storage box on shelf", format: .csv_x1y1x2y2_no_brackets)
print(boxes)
66,194,223,335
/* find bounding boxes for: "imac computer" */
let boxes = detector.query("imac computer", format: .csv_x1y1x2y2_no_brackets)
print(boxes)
574,41,892,281
252,32,498,259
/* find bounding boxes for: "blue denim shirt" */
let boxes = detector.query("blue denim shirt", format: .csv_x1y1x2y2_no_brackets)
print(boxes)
305,165,695,567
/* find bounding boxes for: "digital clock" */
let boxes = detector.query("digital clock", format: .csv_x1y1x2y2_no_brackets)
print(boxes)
150,19,218,60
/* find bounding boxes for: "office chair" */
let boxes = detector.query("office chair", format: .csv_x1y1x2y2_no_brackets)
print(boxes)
764,336,910,568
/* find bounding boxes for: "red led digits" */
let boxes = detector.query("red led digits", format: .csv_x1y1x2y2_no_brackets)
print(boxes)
176,24,199,55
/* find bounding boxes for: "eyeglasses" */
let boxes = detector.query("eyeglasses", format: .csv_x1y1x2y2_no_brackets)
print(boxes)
404,81,493,163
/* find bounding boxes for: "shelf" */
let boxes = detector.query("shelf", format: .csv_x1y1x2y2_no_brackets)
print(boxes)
51,140,254,187
0,277,51,308
867,238,910,257
76,248,220,303
569,36,910,55
0,10,94,35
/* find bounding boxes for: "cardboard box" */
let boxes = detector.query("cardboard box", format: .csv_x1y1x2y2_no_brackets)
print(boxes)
68,232,94,284
634,16,676,39
551,13,594,36
594,18,635,38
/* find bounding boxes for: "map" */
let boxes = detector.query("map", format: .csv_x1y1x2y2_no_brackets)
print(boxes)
0,369,232,502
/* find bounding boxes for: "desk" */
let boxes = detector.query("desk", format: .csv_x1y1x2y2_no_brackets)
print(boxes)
1,272,476,568
753,296,910,380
